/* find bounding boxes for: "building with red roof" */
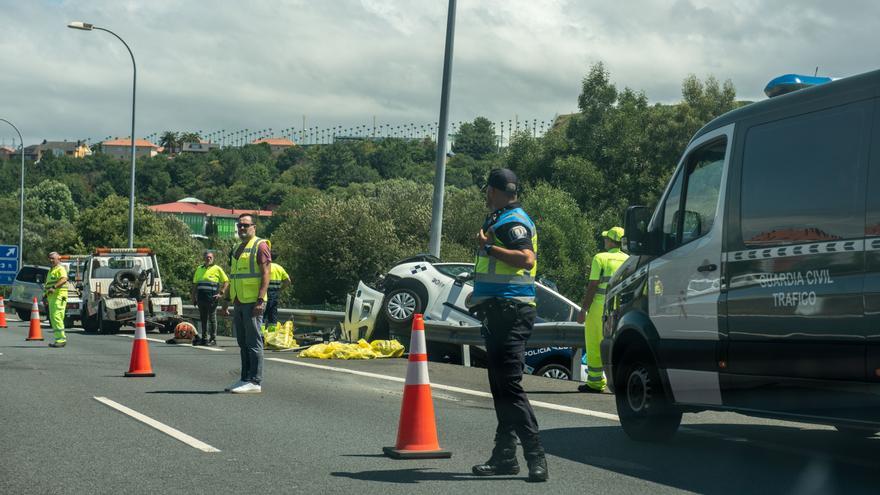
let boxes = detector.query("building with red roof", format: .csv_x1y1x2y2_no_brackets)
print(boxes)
252,137,295,155
148,197,272,239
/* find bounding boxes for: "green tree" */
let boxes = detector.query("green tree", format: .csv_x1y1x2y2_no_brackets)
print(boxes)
521,183,596,300
272,195,402,304
76,195,203,294
179,131,202,146
159,131,180,154
453,117,497,159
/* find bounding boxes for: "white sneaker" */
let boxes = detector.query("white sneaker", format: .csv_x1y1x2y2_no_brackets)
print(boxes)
230,382,262,394
224,380,246,392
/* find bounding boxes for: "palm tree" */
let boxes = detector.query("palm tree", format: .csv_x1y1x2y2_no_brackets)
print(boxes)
179,131,202,145
159,131,179,154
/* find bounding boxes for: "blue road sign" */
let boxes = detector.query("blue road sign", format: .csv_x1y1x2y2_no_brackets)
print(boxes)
0,245,18,286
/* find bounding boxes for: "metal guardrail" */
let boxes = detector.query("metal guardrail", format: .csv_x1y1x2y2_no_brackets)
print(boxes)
422,320,584,347
421,320,585,381
181,305,345,331
182,305,585,381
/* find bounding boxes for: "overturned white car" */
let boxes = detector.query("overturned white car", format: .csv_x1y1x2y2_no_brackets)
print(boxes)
342,255,583,379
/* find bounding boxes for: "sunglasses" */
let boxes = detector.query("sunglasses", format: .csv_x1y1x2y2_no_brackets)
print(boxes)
237,223,254,228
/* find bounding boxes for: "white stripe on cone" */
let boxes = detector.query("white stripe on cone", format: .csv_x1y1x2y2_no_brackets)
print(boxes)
134,303,147,340
409,328,427,355
404,360,430,385
31,298,39,317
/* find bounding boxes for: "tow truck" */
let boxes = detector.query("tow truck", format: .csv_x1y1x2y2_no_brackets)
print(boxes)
79,248,183,333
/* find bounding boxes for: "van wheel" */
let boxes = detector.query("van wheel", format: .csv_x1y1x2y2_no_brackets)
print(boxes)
63,317,74,329
535,363,571,380
383,286,425,325
834,425,880,437
615,349,682,442
17,309,30,321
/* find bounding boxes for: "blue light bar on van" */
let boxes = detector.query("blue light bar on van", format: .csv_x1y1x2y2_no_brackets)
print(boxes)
764,74,833,98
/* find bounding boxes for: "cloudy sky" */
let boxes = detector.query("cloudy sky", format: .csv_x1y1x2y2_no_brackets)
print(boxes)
1,0,879,146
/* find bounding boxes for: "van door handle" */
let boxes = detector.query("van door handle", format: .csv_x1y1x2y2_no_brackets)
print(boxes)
697,263,717,273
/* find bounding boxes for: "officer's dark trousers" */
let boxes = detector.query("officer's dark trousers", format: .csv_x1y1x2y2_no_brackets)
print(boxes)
264,292,279,326
197,296,218,340
483,302,543,456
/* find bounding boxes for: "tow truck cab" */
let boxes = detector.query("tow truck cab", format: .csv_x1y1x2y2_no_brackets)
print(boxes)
603,69,880,441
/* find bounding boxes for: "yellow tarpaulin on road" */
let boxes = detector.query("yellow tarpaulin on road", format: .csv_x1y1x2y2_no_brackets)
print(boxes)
300,339,405,360
262,321,298,350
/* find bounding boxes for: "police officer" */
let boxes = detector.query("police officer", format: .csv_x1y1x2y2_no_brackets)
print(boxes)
45,252,68,348
577,227,628,392
191,251,229,346
470,168,547,482
264,254,291,331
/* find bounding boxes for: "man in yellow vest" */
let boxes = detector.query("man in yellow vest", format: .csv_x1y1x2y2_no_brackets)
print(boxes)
191,251,229,346
45,252,69,348
577,226,628,392
264,254,291,330
222,213,271,394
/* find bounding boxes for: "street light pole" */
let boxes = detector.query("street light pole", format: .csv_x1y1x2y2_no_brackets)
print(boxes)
428,0,456,258
68,21,137,248
0,118,24,268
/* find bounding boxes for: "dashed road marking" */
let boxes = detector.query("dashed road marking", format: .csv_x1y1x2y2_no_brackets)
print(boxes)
94,396,220,452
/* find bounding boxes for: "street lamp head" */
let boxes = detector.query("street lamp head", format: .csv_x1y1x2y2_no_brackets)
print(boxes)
67,21,94,31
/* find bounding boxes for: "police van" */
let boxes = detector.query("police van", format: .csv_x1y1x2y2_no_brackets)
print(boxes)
602,70,880,441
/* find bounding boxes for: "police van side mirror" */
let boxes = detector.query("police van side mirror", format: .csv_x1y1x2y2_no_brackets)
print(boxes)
624,205,656,255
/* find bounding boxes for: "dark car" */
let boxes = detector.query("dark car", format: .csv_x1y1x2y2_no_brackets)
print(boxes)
9,265,48,320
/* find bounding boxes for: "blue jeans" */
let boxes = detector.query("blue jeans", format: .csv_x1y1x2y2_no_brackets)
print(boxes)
233,303,264,385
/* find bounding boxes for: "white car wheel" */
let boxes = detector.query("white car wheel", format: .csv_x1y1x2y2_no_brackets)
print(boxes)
535,363,571,380
383,288,422,324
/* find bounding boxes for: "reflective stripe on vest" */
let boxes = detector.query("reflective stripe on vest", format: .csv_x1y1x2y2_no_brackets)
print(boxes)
197,281,220,291
230,236,266,303
472,207,538,304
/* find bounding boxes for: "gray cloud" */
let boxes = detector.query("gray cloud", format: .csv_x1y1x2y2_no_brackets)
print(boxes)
0,0,878,145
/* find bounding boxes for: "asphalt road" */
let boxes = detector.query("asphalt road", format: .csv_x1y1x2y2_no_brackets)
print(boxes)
2,317,880,495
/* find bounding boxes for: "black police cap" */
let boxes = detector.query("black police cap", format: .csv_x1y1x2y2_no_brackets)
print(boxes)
485,168,518,193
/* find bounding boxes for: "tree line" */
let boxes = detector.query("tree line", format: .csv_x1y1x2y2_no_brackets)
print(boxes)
0,63,742,307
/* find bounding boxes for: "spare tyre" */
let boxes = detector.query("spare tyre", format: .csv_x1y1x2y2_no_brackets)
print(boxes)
114,270,139,285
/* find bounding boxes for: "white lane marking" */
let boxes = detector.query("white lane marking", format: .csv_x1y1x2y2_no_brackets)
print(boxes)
266,357,621,422
93,396,220,452
116,334,224,351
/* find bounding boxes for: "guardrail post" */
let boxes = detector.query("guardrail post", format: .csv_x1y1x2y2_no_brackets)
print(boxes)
570,347,583,382
462,344,471,367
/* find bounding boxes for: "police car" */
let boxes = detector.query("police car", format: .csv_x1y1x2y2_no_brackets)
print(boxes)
343,254,582,379
603,70,880,441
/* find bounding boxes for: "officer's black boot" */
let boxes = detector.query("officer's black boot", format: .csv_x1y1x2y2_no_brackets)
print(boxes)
523,440,549,482
472,440,519,476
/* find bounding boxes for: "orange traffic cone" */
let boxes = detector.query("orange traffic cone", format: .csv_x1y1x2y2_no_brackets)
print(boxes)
383,314,452,459
125,302,155,377
25,297,43,341
0,296,7,328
